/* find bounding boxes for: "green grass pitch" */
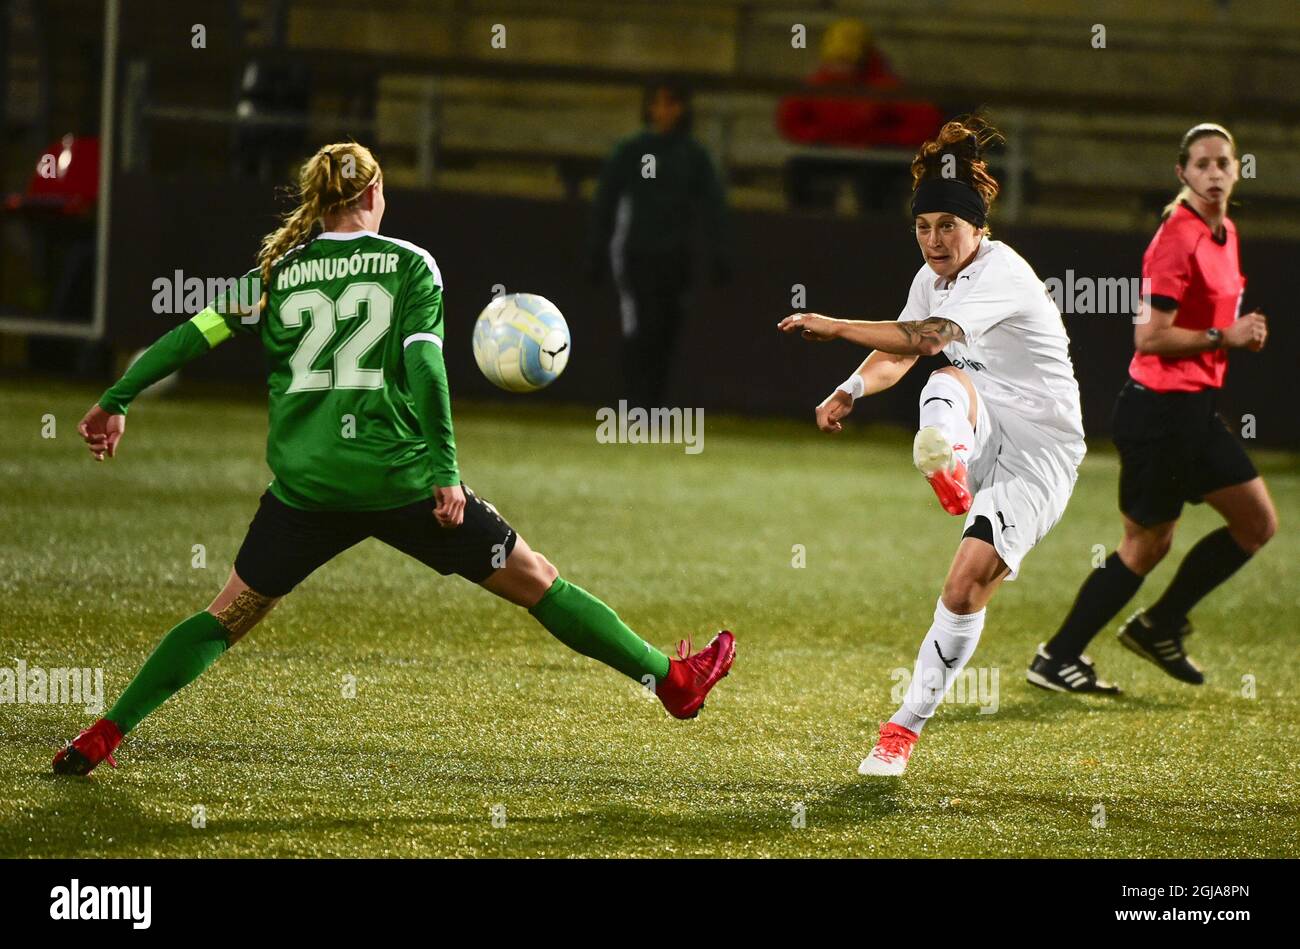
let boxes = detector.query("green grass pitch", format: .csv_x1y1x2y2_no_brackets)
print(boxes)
2,379,1297,857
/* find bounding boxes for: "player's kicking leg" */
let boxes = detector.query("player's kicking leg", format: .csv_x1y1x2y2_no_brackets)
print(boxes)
53,569,277,775
481,535,735,719
913,367,977,515
859,535,1008,776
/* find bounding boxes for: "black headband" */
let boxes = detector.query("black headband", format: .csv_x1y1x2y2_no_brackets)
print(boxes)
911,177,987,229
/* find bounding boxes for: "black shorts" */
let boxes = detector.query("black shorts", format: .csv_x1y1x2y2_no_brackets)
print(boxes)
233,487,518,597
1111,379,1258,527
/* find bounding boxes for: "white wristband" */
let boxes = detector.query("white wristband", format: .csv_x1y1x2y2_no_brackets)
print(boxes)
835,373,865,402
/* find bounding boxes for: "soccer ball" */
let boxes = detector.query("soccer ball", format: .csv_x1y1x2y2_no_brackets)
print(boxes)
471,292,571,393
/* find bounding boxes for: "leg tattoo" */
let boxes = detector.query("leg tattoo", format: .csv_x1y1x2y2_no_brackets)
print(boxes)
213,589,276,644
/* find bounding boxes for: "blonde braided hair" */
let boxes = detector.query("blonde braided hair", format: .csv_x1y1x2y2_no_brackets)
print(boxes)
255,142,382,307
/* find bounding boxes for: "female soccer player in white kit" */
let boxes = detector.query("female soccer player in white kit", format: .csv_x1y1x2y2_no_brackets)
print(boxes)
778,118,1085,776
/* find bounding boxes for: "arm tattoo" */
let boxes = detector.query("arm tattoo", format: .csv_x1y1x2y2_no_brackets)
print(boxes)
214,588,277,643
895,318,964,354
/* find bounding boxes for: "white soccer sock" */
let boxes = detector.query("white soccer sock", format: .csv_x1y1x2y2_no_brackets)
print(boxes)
889,597,986,735
918,373,974,465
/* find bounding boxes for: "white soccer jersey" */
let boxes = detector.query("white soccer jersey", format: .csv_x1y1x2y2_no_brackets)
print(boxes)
898,237,1085,447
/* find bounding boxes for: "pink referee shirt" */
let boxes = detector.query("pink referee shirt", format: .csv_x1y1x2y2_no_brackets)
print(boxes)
1130,201,1246,392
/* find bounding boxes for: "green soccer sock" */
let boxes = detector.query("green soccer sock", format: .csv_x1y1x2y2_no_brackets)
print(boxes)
529,578,671,683
105,611,230,734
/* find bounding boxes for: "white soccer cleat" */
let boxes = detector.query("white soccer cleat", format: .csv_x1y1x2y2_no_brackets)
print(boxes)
857,722,919,777
912,425,954,475
912,427,972,515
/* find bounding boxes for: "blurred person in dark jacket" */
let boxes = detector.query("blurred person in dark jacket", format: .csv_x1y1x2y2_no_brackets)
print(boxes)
588,81,730,408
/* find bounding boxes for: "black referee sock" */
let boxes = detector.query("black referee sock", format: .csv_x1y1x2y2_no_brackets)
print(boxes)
1146,527,1253,628
1045,552,1145,660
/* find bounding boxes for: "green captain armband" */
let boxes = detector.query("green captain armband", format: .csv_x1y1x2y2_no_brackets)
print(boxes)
190,307,234,347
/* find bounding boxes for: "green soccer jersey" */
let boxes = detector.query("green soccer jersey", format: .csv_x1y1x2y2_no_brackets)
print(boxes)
102,230,460,511
226,230,458,510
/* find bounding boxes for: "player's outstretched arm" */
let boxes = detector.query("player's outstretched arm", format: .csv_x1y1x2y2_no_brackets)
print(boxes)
778,313,963,356
81,309,233,461
815,350,919,433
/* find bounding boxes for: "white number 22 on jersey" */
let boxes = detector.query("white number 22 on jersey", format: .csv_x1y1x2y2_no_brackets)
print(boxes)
281,283,393,393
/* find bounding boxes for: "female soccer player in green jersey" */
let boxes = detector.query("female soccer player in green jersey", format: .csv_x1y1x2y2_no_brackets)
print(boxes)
55,142,734,776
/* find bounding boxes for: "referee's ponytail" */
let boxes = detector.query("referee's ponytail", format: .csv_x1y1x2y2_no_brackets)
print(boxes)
255,143,383,309
1161,123,1236,219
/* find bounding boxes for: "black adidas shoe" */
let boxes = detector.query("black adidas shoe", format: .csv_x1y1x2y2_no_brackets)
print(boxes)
1026,644,1121,694
1117,609,1204,684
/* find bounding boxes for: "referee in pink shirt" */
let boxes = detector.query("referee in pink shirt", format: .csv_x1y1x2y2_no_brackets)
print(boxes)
1028,123,1277,694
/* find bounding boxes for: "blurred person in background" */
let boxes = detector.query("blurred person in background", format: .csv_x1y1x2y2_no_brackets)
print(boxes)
778,18,944,210
588,80,730,408
2,135,100,324
798,17,903,94
232,4,311,182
